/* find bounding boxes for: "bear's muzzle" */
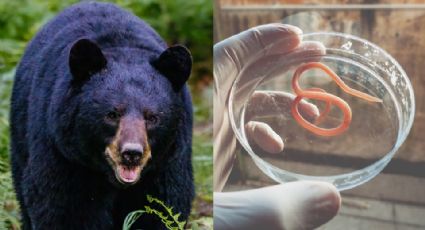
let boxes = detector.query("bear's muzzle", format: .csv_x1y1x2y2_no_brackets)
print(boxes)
105,116,152,185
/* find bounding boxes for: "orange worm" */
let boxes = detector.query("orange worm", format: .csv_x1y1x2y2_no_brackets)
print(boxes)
291,62,382,136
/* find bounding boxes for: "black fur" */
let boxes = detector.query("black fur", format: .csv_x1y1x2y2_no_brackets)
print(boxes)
10,2,194,229
69,38,107,85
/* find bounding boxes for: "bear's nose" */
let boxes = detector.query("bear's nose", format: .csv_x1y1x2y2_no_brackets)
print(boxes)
121,143,143,165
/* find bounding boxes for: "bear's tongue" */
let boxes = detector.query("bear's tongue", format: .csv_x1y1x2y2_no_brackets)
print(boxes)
118,166,139,183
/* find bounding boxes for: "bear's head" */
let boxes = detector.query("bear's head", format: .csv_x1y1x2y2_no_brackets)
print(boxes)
61,38,191,185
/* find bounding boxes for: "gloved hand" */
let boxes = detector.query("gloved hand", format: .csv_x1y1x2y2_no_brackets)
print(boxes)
213,23,341,229
214,182,340,230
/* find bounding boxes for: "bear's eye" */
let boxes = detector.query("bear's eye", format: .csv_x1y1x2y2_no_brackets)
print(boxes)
146,115,158,124
144,112,159,125
105,110,121,124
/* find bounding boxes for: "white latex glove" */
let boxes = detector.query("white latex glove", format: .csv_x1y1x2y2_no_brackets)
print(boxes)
213,24,341,229
214,182,340,230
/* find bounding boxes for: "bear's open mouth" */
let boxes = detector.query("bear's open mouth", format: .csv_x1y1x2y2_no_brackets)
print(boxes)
115,165,142,184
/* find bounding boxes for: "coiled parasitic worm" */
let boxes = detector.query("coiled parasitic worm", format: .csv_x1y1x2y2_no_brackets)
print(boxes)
291,62,382,136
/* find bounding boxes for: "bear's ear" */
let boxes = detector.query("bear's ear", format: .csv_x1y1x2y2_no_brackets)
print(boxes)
153,45,192,91
69,39,107,85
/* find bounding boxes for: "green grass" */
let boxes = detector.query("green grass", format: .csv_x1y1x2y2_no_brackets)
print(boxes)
0,0,212,229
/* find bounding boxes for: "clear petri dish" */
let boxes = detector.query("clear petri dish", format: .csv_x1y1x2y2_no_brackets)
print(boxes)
228,32,415,191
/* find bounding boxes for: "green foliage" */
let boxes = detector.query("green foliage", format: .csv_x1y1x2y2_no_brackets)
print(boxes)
0,0,79,70
123,195,186,230
0,171,19,230
0,69,13,162
0,69,18,230
188,217,213,230
192,133,213,199
114,0,213,65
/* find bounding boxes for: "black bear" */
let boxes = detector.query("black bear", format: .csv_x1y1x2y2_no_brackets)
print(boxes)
10,2,194,229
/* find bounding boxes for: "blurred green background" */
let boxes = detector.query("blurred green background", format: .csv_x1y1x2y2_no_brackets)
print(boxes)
0,0,213,229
